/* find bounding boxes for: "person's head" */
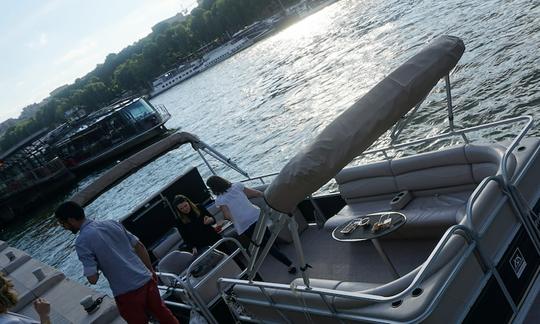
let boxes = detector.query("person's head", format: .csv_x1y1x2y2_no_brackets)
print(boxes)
0,273,18,314
55,201,86,234
206,175,232,196
172,195,200,223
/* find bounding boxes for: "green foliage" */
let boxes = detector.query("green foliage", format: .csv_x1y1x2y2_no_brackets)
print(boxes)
1,0,297,151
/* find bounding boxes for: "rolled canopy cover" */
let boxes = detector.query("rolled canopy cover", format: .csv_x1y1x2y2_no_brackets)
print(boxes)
265,35,465,214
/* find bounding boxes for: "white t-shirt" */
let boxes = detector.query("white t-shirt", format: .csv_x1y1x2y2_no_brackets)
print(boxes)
215,182,260,235
0,312,40,324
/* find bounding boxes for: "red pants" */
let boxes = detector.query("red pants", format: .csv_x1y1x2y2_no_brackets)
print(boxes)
115,277,179,324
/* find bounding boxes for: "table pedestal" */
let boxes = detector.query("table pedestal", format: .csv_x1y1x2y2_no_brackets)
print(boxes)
371,238,399,279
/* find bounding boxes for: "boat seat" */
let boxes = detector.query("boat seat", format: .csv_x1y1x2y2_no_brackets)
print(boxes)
151,227,184,260
157,250,194,286
158,249,242,305
324,144,515,240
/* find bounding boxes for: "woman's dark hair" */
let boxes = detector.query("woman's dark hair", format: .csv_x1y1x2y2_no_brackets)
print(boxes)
206,176,232,195
172,194,200,224
55,201,85,223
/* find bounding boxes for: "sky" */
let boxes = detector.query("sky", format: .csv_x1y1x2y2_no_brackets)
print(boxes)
0,0,198,123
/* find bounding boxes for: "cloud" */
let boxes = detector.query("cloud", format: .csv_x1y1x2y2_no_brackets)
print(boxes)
25,33,49,48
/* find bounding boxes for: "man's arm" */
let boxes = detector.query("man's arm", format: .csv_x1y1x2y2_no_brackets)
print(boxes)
75,241,99,285
134,240,153,272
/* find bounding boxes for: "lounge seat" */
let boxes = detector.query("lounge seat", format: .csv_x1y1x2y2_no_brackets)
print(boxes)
151,228,183,260
324,144,515,239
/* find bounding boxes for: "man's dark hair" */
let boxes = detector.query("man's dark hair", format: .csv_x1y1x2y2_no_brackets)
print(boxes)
206,175,232,195
55,201,85,222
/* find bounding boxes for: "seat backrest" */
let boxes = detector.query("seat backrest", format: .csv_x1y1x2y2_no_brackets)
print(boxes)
152,228,183,260
157,251,193,285
336,144,515,202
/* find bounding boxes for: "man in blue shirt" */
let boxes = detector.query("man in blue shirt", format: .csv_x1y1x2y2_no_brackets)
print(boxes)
55,201,178,324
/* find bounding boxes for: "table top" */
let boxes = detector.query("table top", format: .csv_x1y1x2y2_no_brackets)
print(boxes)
332,211,406,242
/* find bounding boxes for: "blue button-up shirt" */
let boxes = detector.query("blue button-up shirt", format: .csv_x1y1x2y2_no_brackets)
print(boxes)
75,219,151,296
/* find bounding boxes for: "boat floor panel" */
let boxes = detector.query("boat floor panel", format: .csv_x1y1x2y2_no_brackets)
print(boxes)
258,225,438,285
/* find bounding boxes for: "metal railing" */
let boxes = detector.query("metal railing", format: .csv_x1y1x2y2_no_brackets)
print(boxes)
157,238,250,324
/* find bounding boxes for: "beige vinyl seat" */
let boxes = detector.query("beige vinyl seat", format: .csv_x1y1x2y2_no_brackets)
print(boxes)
324,143,516,239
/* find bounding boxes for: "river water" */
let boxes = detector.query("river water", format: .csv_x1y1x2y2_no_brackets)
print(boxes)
1,0,539,295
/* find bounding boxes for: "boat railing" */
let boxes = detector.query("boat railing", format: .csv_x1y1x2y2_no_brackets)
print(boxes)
154,104,172,123
218,225,491,323
157,237,250,324
360,115,532,162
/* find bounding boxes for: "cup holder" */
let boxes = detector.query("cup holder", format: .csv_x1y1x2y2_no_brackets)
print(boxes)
391,300,402,308
390,190,412,211
412,288,423,297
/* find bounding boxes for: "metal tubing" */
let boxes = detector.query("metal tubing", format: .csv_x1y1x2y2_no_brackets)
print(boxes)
200,145,250,178
288,217,311,288
445,75,455,131
196,148,217,175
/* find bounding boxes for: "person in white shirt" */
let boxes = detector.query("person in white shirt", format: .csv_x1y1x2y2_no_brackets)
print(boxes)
0,273,50,324
206,175,296,274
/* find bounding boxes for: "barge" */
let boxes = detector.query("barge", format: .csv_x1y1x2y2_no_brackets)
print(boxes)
46,97,171,173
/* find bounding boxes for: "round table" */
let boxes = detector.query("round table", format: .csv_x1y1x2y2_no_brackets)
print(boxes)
332,211,406,278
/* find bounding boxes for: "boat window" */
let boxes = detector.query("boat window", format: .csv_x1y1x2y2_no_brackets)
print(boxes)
124,100,154,122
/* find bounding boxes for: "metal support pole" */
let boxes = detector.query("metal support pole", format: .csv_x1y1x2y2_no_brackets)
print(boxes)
288,216,311,288
248,214,288,281
445,75,455,131
308,195,326,228
196,148,217,175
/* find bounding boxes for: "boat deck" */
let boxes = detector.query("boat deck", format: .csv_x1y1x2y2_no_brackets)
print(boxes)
258,224,437,285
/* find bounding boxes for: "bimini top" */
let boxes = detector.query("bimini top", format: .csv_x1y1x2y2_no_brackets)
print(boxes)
264,35,465,214
71,132,200,207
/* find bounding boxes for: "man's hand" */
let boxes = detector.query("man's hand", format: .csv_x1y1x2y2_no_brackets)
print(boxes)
192,247,198,255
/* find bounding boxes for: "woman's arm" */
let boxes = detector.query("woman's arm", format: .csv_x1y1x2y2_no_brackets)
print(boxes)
219,205,233,221
243,187,263,198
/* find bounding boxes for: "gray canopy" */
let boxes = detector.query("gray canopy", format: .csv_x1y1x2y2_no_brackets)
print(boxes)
72,132,200,207
264,35,465,214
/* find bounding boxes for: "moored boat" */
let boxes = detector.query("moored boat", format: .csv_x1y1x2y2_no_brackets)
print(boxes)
46,97,171,173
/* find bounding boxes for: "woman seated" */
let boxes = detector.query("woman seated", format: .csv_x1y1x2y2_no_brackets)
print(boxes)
172,194,221,255
206,175,297,274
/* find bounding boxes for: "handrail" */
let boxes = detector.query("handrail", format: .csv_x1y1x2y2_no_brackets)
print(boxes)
183,237,250,324
359,116,532,161
219,225,481,305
